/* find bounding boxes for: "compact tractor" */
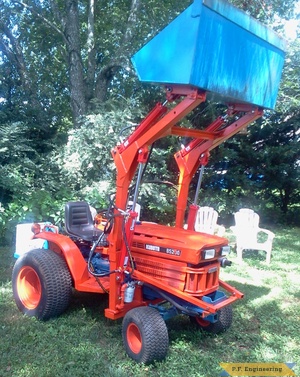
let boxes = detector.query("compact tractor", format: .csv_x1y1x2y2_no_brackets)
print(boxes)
12,0,285,364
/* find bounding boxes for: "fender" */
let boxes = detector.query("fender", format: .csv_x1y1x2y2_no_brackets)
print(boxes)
34,231,89,287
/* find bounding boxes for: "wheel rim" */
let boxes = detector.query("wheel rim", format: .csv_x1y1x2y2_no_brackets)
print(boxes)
17,266,42,310
127,322,142,354
195,316,211,327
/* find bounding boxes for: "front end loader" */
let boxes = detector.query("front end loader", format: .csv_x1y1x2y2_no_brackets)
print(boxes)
12,0,286,364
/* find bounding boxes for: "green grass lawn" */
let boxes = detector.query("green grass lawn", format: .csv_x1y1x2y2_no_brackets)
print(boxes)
1,226,299,377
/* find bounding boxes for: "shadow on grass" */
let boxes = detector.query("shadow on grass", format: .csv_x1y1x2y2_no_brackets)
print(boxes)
225,280,270,301
166,281,270,345
244,299,300,369
0,247,15,284
66,291,111,321
65,280,272,339
237,249,268,263
166,283,299,374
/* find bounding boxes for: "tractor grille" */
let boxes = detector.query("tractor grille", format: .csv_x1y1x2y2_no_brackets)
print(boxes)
185,263,219,295
133,255,186,291
132,252,220,296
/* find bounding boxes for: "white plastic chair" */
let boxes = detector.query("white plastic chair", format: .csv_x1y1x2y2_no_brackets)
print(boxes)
194,206,225,236
230,208,275,264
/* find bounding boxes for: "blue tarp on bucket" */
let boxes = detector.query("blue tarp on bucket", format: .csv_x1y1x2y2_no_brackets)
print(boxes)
131,0,286,109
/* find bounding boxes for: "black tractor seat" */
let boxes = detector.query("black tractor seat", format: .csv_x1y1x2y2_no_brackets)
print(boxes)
65,201,105,243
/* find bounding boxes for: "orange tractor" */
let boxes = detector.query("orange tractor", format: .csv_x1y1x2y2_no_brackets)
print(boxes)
12,0,285,364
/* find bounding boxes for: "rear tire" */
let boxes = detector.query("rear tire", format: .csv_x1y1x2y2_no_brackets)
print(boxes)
122,306,169,364
190,305,233,334
12,249,72,320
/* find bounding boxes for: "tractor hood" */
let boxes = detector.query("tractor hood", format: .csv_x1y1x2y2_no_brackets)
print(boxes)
132,222,228,265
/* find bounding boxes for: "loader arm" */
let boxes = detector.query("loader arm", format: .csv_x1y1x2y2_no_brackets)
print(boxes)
107,87,206,317
174,104,264,227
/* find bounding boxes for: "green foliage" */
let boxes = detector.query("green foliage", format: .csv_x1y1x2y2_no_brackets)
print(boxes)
0,189,69,245
139,182,177,225
189,87,300,225
57,99,144,191
229,0,296,22
0,122,35,203
0,0,299,244
1,226,299,376
0,123,74,245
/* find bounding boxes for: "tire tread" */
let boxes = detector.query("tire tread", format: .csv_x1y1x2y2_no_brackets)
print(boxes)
12,249,72,320
122,306,169,363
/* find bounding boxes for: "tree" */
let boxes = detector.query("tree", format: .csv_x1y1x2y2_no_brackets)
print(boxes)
0,0,299,236
0,0,190,124
0,0,189,219
256,36,300,218
1,0,296,124
0,122,34,204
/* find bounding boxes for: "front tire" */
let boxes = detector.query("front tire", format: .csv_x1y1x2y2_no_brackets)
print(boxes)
12,249,72,320
122,306,169,364
190,305,233,334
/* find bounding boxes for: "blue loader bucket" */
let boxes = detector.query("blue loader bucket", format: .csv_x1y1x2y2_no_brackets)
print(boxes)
131,0,287,110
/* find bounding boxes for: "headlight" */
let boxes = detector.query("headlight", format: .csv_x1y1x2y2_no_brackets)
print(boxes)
203,249,215,259
221,245,230,256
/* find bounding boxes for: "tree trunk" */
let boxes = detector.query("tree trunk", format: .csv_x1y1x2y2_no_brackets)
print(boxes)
0,23,41,111
94,0,141,102
3,0,142,123
86,0,96,103
64,0,87,122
